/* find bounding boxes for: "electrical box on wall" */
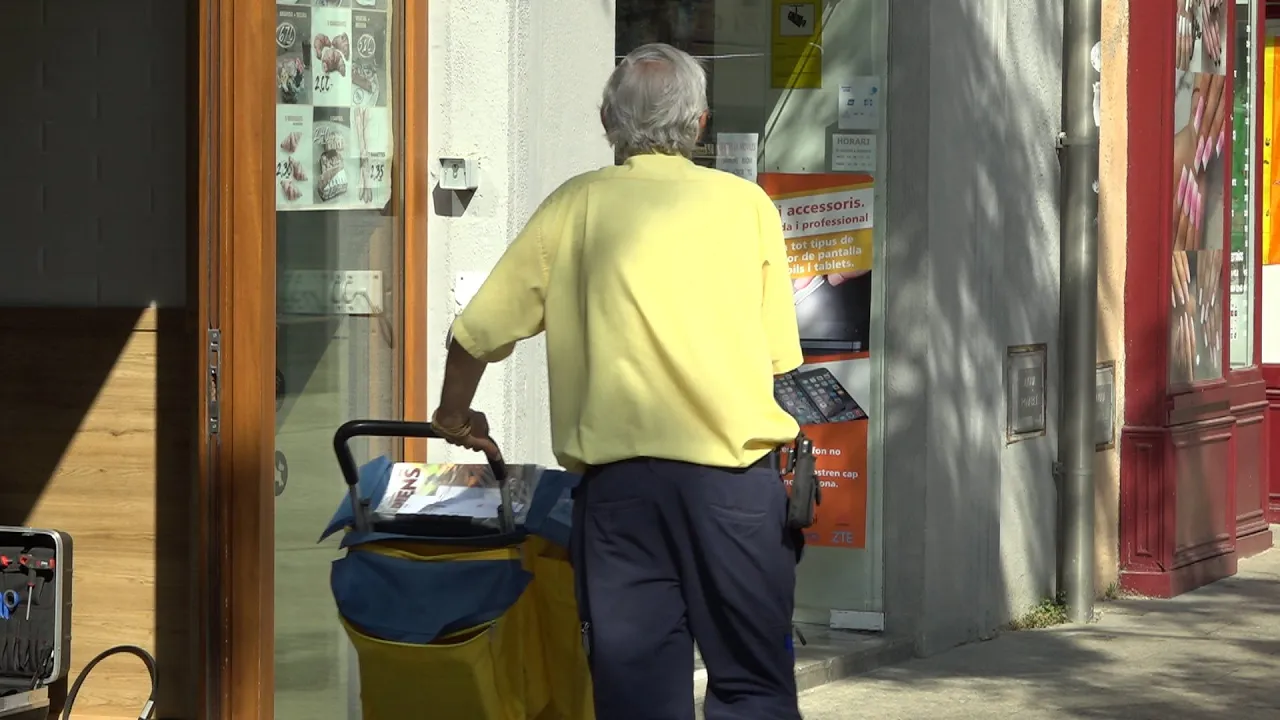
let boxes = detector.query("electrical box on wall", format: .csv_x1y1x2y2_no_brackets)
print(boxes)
439,157,479,191
1095,361,1116,451
1006,344,1048,442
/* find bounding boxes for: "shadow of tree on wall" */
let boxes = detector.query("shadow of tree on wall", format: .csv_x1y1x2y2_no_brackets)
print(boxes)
871,0,1070,654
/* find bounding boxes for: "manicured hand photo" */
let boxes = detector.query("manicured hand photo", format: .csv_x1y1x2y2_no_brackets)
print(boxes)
1172,72,1226,251
792,270,868,291
1176,0,1225,71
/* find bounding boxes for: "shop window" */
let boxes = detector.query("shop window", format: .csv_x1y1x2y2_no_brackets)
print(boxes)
1230,0,1256,368
614,0,889,620
1170,0,1230,384
272,1,404,716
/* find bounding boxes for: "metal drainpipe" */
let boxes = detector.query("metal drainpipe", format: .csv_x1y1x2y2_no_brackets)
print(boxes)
1058,0,1102,624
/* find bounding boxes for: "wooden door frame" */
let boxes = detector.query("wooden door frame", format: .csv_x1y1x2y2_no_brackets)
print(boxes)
199,0,429,716
200,0,276,717
404,0,431,461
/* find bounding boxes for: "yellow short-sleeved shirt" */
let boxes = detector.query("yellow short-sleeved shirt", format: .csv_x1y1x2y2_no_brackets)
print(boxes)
451,153,803,473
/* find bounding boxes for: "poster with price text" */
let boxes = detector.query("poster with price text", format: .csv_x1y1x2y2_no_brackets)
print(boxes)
762,173,874,550
275,0,393,212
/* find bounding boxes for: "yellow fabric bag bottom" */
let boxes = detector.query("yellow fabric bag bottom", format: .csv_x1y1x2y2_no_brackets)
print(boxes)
343,591,534,720
342,537,592,719
525,538,595,720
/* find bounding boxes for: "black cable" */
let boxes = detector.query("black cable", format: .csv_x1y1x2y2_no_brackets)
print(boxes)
61,644,157,720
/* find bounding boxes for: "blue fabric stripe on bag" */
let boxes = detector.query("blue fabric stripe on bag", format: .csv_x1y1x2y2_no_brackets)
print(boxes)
320,455,393,543
521,470,580,549
331,551,531,644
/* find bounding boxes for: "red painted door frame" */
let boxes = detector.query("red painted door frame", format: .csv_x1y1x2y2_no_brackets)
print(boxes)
1263,0,1280,526
1232,0,1272,557
1119,0,1271,598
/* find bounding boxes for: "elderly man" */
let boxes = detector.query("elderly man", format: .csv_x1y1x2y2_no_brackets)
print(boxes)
431,43,803,719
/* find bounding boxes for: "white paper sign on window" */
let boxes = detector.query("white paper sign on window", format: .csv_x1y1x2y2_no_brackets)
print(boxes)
838,76,881,131
832,134,876,173
715,133,759,183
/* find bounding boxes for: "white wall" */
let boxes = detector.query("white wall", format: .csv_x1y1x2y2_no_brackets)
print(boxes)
425,0,615,466
1,0,188,307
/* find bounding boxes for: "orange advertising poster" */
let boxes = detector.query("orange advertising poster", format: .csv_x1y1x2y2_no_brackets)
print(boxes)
777,351,871,550
759,173,875,281
795,411,868,549
762,173,875,551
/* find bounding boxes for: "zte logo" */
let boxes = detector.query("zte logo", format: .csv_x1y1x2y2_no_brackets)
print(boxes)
830,531,855,545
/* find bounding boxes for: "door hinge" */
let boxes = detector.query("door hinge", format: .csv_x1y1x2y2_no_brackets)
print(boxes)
208,328,221,435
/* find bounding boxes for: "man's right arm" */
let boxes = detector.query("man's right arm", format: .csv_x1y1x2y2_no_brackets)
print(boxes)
451,198,556,363
758,194,804,375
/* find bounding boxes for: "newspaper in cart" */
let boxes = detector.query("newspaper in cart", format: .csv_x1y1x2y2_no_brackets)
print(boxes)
373,462,544,523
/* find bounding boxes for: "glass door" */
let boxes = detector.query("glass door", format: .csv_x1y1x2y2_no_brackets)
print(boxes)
271,2,404,717
615,0,889,630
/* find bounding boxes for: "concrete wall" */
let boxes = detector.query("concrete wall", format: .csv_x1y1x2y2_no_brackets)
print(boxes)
425,0,616,466
882,0,1064,654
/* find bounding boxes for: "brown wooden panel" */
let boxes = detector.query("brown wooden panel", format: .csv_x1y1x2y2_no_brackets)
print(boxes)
214,0,276,716
403,0,429,463
0,307,198,720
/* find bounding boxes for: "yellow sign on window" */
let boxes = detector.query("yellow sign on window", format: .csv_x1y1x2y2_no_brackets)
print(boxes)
772,1,823,89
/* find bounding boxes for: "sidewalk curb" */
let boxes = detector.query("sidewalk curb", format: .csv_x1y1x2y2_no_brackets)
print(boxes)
795,638,916,694
693,636,916,713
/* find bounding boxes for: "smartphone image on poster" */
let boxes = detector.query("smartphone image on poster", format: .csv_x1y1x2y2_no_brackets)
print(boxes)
773,368,867,425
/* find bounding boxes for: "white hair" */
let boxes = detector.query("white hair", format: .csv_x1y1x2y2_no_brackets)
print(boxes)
602,43,708,159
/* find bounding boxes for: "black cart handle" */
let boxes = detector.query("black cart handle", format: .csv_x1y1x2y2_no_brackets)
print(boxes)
333,419,514,533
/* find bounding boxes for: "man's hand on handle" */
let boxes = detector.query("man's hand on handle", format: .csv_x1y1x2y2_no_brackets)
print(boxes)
430,407,503,463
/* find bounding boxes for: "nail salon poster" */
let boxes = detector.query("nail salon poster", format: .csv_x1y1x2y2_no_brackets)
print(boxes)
761,172,873,549
275,0,393,212
1169,0,1227,384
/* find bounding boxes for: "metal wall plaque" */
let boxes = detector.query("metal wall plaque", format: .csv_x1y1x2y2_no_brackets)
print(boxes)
1095,361,1116,450
1006,344,1048,442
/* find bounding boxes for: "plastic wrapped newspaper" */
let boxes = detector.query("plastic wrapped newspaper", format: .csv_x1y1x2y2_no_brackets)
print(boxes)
372,462,546,526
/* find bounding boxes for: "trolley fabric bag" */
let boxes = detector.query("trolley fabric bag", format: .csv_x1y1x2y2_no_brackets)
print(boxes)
323,420,595,720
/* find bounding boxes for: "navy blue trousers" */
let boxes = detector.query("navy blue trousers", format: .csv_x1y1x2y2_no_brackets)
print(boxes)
570,457,801,720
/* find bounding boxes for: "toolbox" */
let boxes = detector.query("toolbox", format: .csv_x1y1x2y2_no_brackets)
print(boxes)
0,527,72,698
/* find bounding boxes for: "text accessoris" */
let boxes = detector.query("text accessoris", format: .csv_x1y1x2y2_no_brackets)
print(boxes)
776,197,866,217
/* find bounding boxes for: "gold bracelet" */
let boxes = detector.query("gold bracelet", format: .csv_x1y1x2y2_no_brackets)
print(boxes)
431,410,472,439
